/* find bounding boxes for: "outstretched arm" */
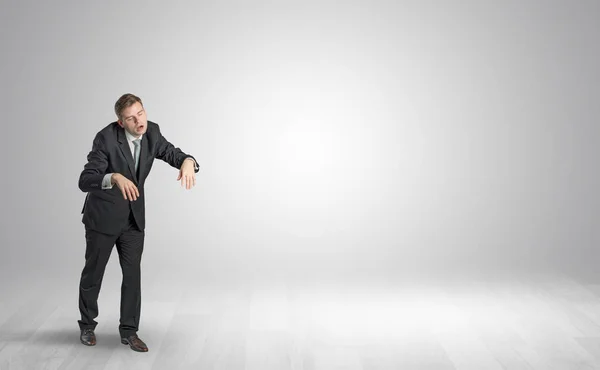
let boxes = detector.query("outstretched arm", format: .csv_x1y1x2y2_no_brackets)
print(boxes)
155,124,199,172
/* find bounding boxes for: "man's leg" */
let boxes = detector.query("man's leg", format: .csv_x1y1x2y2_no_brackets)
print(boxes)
115,214,145,338
78,227,118,331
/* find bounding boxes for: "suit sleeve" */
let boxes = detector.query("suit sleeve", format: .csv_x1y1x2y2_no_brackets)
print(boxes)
79,132,110,192
154,124,200,173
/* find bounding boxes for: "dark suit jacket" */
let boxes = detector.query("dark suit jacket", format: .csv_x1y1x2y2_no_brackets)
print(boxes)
79,120,199,235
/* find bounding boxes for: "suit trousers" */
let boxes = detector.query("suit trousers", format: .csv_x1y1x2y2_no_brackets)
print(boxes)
77,210,144,338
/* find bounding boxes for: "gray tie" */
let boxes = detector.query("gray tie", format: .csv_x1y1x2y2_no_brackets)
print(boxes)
133,138,141,171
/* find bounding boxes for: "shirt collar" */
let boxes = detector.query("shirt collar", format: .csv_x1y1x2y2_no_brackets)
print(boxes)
124,128,143,143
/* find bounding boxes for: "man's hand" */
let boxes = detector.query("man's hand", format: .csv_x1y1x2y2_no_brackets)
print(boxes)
111,173,140,201
177,158,197,190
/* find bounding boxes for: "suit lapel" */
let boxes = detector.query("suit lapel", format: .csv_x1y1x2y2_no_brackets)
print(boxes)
117,127,137,182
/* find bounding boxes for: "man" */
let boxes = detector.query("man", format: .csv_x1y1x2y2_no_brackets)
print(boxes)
77,93,199,352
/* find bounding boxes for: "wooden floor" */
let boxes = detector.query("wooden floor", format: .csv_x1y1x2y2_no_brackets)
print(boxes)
3,269,600,369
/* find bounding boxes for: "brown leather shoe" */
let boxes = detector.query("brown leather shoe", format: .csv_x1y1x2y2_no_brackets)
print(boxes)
80,328,96,346
121,334,148,352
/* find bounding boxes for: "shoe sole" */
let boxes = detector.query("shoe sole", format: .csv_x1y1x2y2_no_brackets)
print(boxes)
80,338,96,346
121,339,148,352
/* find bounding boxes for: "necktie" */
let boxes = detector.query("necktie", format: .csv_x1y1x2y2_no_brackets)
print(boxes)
133,138,141,171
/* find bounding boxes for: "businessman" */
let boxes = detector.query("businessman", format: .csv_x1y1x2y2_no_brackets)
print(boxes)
77,93,199,352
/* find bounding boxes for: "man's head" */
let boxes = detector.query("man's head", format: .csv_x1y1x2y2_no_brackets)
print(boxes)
115,93,147,137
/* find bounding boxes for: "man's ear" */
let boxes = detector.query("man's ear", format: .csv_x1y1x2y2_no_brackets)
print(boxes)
117,120,123,128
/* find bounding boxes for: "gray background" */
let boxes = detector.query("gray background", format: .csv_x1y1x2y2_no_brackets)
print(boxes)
1,0,600,286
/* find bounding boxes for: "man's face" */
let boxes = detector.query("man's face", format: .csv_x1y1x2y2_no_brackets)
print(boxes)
118,102,147,137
